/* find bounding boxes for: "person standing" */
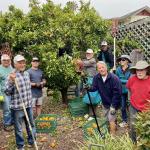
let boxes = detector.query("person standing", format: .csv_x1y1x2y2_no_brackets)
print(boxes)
82,49,99,116
5,55,36,150
27,57,46,117
116,55,132,127
89,61,122,135
97,41,114,70
126,60,150,143
0,54,13,131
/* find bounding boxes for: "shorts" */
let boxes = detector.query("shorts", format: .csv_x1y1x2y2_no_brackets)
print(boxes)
103,107,116,122
32,97,43,107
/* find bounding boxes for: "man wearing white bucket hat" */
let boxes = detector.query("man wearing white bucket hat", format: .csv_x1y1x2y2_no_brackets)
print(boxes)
126,60,150,143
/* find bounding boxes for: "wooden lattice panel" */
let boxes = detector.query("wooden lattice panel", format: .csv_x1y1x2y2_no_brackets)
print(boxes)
116,17,150,62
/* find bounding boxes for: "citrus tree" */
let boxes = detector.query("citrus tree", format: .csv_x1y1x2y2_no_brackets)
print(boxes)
0,0,111,103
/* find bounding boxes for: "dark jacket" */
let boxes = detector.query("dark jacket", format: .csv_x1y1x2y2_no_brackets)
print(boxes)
116,66,131,94
90,73,122,109
97,50,114,69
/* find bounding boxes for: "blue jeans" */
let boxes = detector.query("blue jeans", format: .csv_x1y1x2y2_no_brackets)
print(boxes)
2,95,13,126
121,94,128,122
129,105,140,143
11,107,36,149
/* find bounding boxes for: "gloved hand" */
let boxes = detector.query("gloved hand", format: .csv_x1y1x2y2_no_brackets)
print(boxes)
110,106,116,115
83,83,90,90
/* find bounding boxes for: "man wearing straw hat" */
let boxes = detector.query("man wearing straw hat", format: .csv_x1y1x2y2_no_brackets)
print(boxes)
5,55,36,150
126,60,150,143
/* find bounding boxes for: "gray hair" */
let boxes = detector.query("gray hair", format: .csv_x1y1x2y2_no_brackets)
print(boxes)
97,61,107,67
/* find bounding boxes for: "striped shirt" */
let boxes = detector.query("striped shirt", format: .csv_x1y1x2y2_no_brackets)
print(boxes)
5,71,32,110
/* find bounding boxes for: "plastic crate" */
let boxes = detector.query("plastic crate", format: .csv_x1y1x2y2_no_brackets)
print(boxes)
83,118,108,139
35,114,57,133
68,100,89,117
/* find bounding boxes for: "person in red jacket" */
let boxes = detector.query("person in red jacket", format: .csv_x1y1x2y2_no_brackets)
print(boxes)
126,60,150,143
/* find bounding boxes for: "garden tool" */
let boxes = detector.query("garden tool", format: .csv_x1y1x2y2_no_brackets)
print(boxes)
82,75,104,138
15,79,38,150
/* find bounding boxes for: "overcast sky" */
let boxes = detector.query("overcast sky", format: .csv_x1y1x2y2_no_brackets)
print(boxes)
1,0,150,18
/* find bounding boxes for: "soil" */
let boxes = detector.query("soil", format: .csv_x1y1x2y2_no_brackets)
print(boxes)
0,95,128,150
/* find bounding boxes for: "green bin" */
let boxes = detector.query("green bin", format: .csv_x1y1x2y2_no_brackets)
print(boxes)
35,114,57,133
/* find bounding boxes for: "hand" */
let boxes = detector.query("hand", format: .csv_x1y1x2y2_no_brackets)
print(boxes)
9,72,16,82
110,107,116,115
36,83,41,87
40,82,44,88
84,83,90,90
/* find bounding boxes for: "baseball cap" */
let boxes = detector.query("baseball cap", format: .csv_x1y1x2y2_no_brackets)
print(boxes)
32,57,39,61
101,41,107,46
1,54,10,61
13,55,25,64
86,49,94,54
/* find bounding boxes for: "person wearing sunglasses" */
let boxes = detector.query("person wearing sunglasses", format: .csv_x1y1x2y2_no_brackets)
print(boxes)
0,54,14,131
116,55,132,128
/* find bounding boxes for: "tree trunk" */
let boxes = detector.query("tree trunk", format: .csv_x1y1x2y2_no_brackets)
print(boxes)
60,88,68,104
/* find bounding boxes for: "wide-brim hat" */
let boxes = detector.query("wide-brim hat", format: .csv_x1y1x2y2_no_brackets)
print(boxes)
130,60,150,74
117,55,132,63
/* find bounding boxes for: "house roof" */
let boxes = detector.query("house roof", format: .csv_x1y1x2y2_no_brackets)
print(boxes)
110,6,150,20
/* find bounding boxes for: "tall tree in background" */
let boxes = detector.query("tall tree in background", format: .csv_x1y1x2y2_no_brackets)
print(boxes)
0,0,110,103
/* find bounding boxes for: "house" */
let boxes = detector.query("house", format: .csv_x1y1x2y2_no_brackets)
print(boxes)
111,6,150,27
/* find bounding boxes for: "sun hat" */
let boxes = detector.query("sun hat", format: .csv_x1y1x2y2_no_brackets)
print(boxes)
130,60,150,74
1,54,10,61
13,55,25,64
32,57,39,61
86,49,94,54
101,41,107,46
117,55,132,63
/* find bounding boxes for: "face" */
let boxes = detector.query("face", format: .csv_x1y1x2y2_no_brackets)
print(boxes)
97,63,108,76
101,45,108,51
120,58,129,66
31,61,39,68
1,59,11,67
136,69,147,79
86,53,93,59
14,60,26,71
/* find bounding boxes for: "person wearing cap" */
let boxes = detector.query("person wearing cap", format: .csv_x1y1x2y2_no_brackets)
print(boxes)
5,55,36,150
27,57,46,117
116,55,132,127
97,41,114,70
0,54,14,131
82,49,100,116
126,60,150,143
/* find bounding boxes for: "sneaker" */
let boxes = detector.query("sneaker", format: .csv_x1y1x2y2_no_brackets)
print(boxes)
4,125,14,132
27,144,34,148
16,147,25,150
119,121,128,128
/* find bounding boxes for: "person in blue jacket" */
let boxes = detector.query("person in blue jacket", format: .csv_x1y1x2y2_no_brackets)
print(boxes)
89,61,122,135
116,55,132,127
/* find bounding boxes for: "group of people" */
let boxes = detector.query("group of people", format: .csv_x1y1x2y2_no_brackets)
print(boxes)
78,41,150,143
0,40,149,149
0,54,45,150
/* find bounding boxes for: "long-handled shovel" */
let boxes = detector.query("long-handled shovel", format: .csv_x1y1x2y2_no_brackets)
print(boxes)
82,77,104,138
15,79,38,150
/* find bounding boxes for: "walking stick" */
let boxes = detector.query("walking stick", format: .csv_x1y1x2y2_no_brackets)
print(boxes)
82,76,104,138
15,79,38,150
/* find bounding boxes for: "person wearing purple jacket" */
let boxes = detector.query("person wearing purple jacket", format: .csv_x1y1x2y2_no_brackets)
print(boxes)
89,61,122,135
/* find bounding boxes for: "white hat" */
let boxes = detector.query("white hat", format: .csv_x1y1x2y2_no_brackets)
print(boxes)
1,54,10,61
32,57,39,61
86,49,94,54
101,41,107,46
13,55,25,64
